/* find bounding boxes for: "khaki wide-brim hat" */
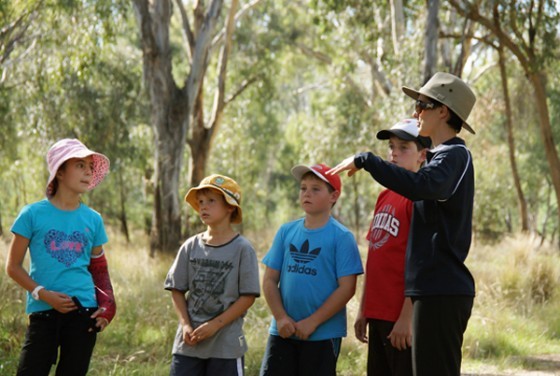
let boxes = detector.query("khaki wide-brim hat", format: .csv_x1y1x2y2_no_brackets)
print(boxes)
402,72,477,134
185,174,243,224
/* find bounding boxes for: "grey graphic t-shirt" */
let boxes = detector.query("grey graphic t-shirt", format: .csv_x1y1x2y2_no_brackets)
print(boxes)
164,233,260,359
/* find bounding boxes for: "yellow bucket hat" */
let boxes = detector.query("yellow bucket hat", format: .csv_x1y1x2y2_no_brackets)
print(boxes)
185,174,242,224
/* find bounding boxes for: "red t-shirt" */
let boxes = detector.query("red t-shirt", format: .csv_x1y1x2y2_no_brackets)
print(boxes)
363,189,412,322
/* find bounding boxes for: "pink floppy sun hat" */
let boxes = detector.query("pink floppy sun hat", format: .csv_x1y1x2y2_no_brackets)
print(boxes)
46,138,110,198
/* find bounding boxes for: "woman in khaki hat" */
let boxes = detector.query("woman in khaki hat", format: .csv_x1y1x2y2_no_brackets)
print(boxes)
329,72,476,376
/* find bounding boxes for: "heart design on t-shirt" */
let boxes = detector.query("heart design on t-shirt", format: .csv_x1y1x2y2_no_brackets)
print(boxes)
44,229,89,267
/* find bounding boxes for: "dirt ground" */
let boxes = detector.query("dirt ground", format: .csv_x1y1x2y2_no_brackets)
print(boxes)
462,355,560,376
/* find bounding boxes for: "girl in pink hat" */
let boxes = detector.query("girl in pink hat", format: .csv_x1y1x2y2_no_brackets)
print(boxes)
6,138,116,375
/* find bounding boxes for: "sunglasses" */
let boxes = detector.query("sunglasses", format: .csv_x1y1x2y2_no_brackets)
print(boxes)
415,99,439,113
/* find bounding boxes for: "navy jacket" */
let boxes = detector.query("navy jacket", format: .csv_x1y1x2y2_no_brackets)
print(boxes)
354,137,475,297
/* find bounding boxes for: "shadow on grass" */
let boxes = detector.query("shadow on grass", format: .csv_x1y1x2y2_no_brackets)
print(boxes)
462,355,560,376
515,354,560,371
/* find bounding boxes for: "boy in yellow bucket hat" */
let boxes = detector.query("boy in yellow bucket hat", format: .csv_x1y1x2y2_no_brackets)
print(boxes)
164,174,260,376
329,72,477,376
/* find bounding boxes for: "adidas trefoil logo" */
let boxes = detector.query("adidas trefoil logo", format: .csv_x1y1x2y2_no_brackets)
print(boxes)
290,240,321,264
288,240,320,276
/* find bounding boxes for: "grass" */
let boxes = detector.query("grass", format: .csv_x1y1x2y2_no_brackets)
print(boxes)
1,230,560,375
461,234,560,373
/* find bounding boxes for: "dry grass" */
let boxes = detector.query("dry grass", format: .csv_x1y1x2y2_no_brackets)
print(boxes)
1,230,560,375
462,234,560,373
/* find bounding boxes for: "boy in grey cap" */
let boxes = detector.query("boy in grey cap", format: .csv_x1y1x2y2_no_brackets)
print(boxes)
329,72,476,376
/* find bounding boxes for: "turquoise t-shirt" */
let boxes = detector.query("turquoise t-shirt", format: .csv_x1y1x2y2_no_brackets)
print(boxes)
262,216,363,341
11,199,108,313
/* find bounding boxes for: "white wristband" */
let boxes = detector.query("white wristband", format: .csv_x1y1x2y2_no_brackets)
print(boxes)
31,285,45,300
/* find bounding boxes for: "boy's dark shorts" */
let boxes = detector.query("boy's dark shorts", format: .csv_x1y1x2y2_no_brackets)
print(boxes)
170,354,245,376
259,335,341,376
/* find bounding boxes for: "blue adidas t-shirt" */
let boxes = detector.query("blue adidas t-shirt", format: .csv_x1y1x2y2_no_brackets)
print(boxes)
263,216,363,341
11,199,108,313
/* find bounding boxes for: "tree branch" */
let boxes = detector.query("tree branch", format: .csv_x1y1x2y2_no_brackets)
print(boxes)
531,0,544,53
185,0,224,114
295,43,332,64
440,31,498,50
207,0,238,147
0,2,42,67
174,0,195,63
448,0,530,69
225,74,259,105
211,0,263,50
360,51,392,97
507,0,525,49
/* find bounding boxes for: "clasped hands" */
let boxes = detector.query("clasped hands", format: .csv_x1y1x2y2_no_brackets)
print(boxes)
276,316,318,341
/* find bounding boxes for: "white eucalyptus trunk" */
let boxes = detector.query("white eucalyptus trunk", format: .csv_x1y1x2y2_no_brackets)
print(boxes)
133,0,224,254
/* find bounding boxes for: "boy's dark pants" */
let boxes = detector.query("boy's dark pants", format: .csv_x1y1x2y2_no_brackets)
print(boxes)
368,319,412,376
260,335,341,376
170,354,244,376
17,308,97,376
411,296,473,376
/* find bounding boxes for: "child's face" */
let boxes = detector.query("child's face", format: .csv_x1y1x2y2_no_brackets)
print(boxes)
298,175,339,215
55,156,94,195
196,189,235,226
387,137,426,172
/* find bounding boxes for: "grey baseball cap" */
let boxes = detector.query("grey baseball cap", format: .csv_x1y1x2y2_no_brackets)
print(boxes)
402,72,477,134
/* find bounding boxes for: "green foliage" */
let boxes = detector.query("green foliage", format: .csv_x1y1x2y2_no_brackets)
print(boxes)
0,0,558,248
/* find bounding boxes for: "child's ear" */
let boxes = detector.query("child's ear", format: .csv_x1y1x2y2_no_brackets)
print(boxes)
228,205,237,219
331,190,341,202
418,149,428,165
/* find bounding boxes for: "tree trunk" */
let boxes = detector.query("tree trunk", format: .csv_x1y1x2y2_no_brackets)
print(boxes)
133,0,224,254
451,18,473,76
423,0,439,83
528,71,560,247
134,0,186,255
118,170,130,243
447,0,560,247
188,0,239,188
189,87,210,187
389,0,404,57
497,47,529,232
150,99,187,256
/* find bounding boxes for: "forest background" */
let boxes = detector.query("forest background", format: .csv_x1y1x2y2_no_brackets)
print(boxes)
1,0,560,374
